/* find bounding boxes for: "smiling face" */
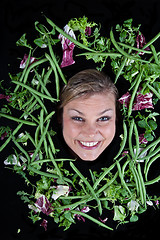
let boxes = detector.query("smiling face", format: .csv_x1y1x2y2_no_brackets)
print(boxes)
62,93,116,161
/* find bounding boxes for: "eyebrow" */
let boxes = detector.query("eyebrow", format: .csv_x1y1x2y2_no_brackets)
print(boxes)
68,108,113,116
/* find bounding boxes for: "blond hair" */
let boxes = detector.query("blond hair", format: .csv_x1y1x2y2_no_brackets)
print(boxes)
59,69,118,109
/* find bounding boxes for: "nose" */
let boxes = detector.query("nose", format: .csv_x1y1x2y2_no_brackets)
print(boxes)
83,122,98,138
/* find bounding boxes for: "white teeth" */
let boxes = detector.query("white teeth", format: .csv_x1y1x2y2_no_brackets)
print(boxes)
80,141,98,147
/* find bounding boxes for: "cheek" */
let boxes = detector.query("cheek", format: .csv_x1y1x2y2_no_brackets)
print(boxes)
103,121,116,142
62,117,79,142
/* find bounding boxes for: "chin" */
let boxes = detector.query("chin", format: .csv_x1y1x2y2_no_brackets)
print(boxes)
78,153,100,161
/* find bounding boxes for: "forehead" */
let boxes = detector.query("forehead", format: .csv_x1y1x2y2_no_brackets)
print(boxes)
64,93,116,112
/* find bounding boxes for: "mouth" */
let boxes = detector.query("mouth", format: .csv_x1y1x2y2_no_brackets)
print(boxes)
77,140,101,150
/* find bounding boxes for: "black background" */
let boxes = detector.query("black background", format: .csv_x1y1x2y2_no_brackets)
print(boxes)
1,0,160,239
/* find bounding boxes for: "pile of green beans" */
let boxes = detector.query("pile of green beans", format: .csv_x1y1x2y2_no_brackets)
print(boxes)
0,17,160,230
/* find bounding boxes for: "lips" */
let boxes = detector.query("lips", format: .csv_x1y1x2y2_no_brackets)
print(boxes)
77,140,101,150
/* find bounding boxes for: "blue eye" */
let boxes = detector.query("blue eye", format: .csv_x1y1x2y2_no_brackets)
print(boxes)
71,116,84,122
98,116,110,122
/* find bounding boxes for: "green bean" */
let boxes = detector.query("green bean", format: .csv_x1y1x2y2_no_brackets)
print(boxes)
55,196,92,211
30,158,74,165
0,123,23,152
133,122,140,162
114,120,127,160
20,110,39,124
131,163,145,206
145,153,160,181
128,119,135,159
12,80,58,102
46,17,97,53
96,171,118,195
128,70,143,117
110,30,149,63
48,147,63,180
71,210,113,230
116,161,132,196
31,120,50,162
14,50,32,93
93,160,118,190
28,165,73,184
12,137,31,164
137,163,146,207
46,37,67,84
138,136,160,159
25,131,36,147
34,69,52,97
118,42,152,54
22,58,48,86
31,92,48,114
59,195,87,200
144,144,157,178
35,125,40,146
44,111,55,123
0,113,37,126
122,159,130,175
129,162,140,196
47,132,56,154
142,32,160,50
147,83,160,99
76,52,121,58
21,95,35,110
150,45,159,65
45,53,60,99
114,57,127,83
145,174,160,185
40,109,49,158
70,162,103,215
138,146,160,161
43,67,52,86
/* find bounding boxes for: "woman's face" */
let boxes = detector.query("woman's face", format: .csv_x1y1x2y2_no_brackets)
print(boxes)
62,93,116,161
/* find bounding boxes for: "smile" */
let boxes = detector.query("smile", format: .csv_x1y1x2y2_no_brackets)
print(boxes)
77,140,101,149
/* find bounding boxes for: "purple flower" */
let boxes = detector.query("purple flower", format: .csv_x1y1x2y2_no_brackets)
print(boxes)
99,217,108,223
85,26,92,36
20,54,37,69
155,200,159,206
1,131,8,140
122,151,129,157
0,94,11,102
74,206,90,222
139,133,148,144
136,31,150,55
40,219,48,231
35,195,53,215
118,89,153,111
58,25,76,68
